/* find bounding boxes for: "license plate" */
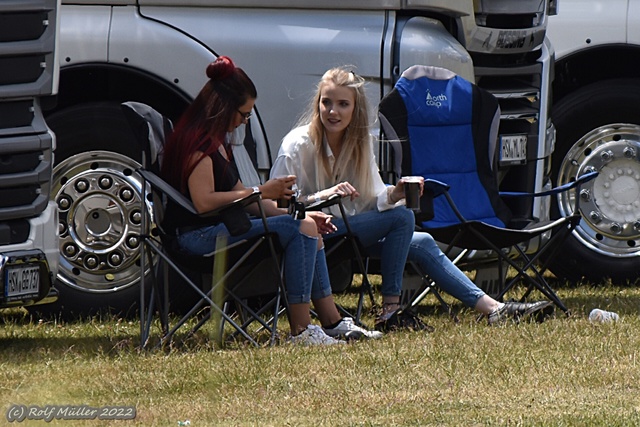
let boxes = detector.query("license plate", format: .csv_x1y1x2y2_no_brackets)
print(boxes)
500,134,527,165
5,264,40,300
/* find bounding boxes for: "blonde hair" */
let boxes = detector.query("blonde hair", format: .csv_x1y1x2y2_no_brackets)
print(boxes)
299,67,374,200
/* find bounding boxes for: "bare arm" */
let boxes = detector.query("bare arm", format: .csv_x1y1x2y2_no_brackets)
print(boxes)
188,153,296,215
188,155,252,213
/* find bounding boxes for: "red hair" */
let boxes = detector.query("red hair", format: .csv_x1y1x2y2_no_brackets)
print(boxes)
162,56,257,193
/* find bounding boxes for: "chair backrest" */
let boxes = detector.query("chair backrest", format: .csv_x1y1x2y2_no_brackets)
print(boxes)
378,65,512,229
121,101,173,173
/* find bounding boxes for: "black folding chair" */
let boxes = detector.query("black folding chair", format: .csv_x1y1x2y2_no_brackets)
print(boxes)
305,195,377,324
122,102,287,348
378,65,598,316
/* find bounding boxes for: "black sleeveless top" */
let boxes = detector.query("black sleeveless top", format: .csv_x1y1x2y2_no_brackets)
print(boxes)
162,149,241,235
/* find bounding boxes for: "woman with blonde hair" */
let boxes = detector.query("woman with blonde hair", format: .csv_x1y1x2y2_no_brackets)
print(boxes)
271,67,551,329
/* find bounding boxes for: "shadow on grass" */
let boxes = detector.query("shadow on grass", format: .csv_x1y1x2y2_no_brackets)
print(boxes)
0,334,139,358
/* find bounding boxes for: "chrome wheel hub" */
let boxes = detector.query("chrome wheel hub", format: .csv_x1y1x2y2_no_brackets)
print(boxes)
558,124,640,257
53,151,147,293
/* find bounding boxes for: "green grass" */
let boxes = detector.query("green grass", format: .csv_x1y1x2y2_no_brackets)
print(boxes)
2,280,640,426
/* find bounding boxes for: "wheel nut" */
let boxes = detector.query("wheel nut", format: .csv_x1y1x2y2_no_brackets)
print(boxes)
120,188,133,202
624,146,637,158
127,236,139,248
99,176,113,189
64,243,77,256
589,211,602,223
580,189,591,201
57,196,71,210
75,179,89,193
130,210,142,225
633,220,640,232
109,253,122,266
610,222,622,234
600,150,614,162
84,255,99,269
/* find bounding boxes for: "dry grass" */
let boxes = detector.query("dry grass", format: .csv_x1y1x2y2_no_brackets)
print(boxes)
2,280,640,426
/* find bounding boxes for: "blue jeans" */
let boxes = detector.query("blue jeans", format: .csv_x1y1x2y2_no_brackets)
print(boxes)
408,232,486,308
328,207,415,297
176,215,332,305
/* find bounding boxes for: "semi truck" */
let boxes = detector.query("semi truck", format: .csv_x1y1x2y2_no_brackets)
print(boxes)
5,0,557,315
0,0,60,310
546,0,640,284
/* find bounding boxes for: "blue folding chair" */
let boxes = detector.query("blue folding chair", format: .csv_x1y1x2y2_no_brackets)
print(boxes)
379,65,597,315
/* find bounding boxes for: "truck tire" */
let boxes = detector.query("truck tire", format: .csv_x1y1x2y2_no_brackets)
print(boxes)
546,79,640,285
34,102,149,318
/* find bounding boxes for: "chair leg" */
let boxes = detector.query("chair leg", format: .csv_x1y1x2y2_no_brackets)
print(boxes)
404,246,470,323
354,272,376,324
139,241,169,349
493,246,570,315
405,261,458,322
466,226,571,316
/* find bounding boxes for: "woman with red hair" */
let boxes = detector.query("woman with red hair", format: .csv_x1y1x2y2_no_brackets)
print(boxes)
161,57,381,345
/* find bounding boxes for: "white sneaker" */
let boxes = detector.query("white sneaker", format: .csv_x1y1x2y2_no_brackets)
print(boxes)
323,317,383,340
289,324,346,346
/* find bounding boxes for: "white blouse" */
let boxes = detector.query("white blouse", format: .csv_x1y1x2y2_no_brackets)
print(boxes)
271,125,403,218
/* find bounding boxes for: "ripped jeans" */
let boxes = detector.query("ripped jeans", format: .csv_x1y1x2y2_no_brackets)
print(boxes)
328,206,415,297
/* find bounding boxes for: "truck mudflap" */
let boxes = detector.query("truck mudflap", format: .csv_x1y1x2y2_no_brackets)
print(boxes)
0,249,57,309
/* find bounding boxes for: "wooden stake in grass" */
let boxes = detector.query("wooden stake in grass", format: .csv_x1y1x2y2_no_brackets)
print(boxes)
210,234,228,346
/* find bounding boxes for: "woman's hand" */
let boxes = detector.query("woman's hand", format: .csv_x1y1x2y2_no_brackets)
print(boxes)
260,175,297,200
324,181,360,201
306,211,337,235
391,176,424,203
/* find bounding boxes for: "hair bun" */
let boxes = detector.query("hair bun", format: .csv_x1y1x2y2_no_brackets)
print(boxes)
206,56,235,80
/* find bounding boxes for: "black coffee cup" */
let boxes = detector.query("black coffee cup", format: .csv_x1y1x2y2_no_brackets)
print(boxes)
402,176,422,211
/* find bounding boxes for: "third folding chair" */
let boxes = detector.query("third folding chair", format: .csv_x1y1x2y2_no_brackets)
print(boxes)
378,65,597,316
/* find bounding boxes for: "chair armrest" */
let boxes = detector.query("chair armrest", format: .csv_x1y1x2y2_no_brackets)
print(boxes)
306,193,342,211
424,179,450,198
500,171,599,198
199,192,260,218
139,167,261,217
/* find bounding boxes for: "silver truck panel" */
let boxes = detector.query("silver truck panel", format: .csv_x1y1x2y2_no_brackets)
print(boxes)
109,6,214,97
630,0,640,44
398,17,473,83
140,6,389,149
59,5,110,64
26,201,60,279
136,0,470,15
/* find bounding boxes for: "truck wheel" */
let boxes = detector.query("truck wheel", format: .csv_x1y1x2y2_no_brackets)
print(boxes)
33,102,149,318
546,79,640,284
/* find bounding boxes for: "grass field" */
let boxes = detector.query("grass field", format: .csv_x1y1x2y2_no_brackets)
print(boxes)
2,279,640,426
